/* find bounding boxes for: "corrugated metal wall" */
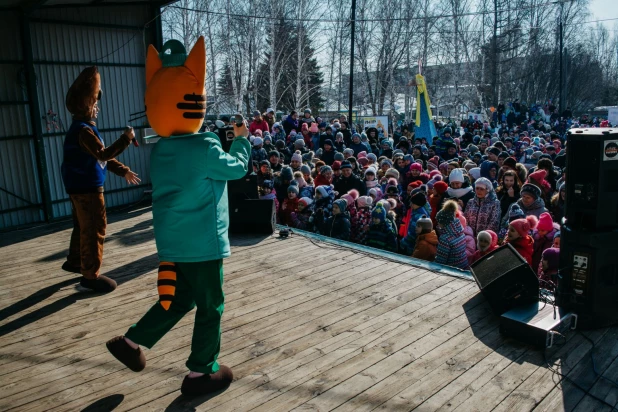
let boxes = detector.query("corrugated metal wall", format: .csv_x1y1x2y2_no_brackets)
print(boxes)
0,4,158,229
0,9,43,228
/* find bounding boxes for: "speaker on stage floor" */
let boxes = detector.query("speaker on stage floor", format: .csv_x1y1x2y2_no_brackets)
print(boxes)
469,244,539,315
228,198,276,234
556,226,618,328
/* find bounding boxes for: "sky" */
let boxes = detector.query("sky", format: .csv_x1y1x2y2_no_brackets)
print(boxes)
588,0,618,29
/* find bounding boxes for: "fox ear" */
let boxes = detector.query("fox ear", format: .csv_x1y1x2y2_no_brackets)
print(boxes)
184,36,206,86
146,44,162,86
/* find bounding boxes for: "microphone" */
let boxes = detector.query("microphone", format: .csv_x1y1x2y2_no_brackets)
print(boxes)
125,126,139,147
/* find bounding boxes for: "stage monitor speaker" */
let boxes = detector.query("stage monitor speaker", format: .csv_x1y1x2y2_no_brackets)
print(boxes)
556,226,618,328
229,199,276,235
228,174,259,202
565,128,618,231
469,244,539,315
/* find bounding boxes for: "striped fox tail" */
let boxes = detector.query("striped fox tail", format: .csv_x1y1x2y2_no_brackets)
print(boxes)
157,262,177,310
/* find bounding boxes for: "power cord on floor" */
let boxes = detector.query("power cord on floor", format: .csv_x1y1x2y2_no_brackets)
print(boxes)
543,334,618,410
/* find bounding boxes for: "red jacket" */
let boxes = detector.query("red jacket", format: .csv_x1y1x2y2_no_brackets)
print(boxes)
314,174,332,188
249,119,270,135
508,235,535,266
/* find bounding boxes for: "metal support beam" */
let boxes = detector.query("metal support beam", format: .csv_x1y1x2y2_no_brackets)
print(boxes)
348,0,356,124
19,11,54,222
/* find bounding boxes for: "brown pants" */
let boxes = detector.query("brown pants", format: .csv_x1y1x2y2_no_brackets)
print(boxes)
67,193,106,279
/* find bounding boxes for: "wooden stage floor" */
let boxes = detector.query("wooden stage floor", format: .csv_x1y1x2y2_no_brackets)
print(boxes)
1,206,617,411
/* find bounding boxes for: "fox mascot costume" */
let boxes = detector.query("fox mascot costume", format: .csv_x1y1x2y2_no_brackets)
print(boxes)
106,37,251,396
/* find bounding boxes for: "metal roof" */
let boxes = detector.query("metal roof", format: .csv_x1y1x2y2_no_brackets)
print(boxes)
0,0,171,8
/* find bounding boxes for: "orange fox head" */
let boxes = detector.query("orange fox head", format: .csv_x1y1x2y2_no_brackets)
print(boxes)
145,37,206,137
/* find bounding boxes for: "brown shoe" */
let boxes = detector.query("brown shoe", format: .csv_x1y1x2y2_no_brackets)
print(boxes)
180,365,233,396
106,336,146,372
62,261,81,274
80,275,117,293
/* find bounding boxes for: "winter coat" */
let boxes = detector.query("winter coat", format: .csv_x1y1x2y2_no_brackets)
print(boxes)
290,208,312,230
501,198,548,228
249,119,270,135
251,147,268,163
400,205,431,254
351,207,372,244
320,148,337,166
321,213,351,241
311,186,336,232
349,142,368,156
508,235,535,265
497,189,520,218
435,218,468,269
429,194,444,226
367,222,398,252
283,116,299,135
412,231,439,261
531,224,559,272
334,174,367,197
463,225,477,261
464,191,501,237
468,244,499,266
281,197,299,226
434,135,454,158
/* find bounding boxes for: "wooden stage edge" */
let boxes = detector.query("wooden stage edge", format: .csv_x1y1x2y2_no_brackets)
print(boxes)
0,205,616,412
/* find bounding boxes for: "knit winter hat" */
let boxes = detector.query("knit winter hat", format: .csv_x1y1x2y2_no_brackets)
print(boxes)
386,198,397,211
299,197,313,207
334,152,345,161
521,183,542,199
503,157,517,169
477,230,492,251
417,215,433,232
364,167,377,177
427,156,440,170
357,195,373,208
310,123,319,133
280,166,293,181
340,160,353,170
333,198,347,213
261,179,274,189
429,169,441,178
433,180,449,195
294,138,305,147
367,153,377,163
436,200,458,226
331,160,342,171
300,164,312,175
474,177,493,192
380,159,393,168
410,191,427,207
469,167,481,180
386,185,399,196
288,184,299,194
253,137,263,146
291,152,302,163
301,123,309,131
439,162,449,173
315,185,329,198
408,181,422,190
254,129,263,137
510,215,538,238
529,169,547,183
449,168,465,183
410,163,423,172
372,204,386,222
537,212,554,232
542,247,560,271
487,146,501,156
385,168,400,180
508,204,525,221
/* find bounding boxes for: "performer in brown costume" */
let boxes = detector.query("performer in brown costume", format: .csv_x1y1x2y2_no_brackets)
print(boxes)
61,66,140,292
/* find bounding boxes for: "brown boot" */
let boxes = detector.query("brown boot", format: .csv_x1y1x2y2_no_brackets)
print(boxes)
80,275,117,293
61,261,81,274
106,336,146,372
180,365,233,396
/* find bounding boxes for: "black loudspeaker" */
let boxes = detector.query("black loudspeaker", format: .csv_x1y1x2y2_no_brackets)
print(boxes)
228,174,259,201
229,199,276,234
556,226,618,328
565,128,618,231
469,244,540,315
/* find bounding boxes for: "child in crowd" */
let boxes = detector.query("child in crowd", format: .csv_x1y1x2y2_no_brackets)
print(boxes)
457,211,477,263
400,188,431,254
364,167,379,190
435,200,468,269
367,203,398,252
538,247,560,292
351,195,372,244
532,212,559,271
412,215,438,261
468,230,498,265
506,215,538,265
320,199,351,240
259,180,279,222
310,185,335,233
430,181,448,226
290,197,313,230
280,184,300,226
552,231,561,248
341,189,359,221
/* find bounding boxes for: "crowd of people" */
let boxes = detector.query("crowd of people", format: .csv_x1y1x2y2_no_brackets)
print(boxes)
214,106,612,289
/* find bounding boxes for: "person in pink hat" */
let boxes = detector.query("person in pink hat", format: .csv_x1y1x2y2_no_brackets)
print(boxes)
506,215,538,265
532,212,559,272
